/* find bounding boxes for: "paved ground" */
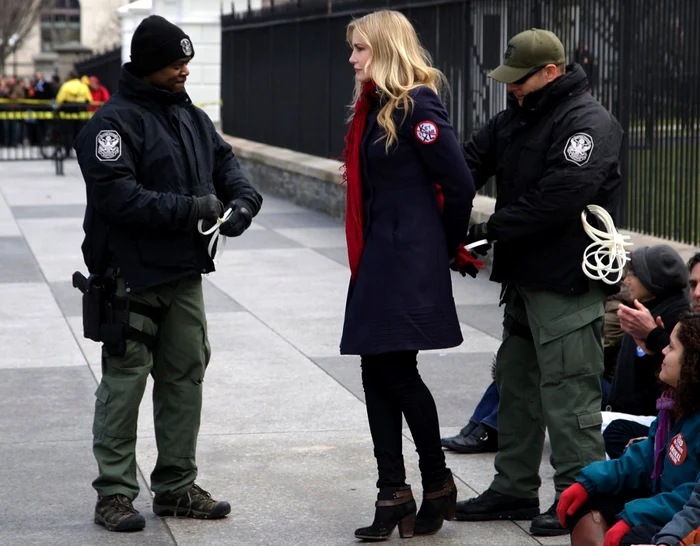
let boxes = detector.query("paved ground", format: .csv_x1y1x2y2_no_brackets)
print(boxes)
0,159,566,546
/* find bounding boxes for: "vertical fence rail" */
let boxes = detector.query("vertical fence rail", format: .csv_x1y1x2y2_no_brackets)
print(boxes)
222,0,700,245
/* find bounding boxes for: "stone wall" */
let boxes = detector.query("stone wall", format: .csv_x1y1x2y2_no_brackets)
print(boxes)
221,135,347,220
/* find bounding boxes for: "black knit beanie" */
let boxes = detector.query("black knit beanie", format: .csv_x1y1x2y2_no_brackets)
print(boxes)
130,15,195,77
630,244,688,297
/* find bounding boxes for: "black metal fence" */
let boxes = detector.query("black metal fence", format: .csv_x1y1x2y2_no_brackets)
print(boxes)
75,47,122,96
0,102,96,175
221,0,700,245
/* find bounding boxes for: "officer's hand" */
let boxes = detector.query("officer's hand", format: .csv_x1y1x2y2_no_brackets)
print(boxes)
193,194,224,223
219,199,253,237
465,222,492,256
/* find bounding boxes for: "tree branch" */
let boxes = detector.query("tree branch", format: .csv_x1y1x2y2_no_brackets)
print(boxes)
0,0,43,73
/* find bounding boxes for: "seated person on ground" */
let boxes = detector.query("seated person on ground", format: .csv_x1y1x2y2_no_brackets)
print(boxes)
603,245,689,459
557,312,700,546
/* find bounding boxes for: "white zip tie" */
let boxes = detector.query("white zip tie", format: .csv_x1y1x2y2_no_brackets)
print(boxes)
465,239,490,252
197,208,232,264
581,204,633,285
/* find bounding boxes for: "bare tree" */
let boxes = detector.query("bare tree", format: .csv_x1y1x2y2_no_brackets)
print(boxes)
0,0,43,75
91,11,122,52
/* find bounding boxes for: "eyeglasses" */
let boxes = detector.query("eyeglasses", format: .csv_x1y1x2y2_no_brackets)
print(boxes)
512,66,545,85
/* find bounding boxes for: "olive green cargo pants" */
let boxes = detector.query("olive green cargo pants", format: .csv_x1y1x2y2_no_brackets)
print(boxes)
91,275,211,500
490,283,606,499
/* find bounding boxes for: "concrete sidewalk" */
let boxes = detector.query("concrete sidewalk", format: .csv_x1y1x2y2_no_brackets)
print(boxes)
3,159,570,546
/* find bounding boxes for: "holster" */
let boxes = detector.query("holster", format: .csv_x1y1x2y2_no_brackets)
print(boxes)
74,272,105,342
73,270,161,357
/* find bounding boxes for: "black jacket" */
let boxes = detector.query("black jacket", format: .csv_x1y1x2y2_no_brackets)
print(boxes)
464,64,624,293
606,291,689,415
75,65,262,292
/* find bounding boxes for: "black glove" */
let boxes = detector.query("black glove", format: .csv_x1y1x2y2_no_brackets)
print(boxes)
450,258,480,278
191,194,224,224
219,199,253,237
465,222,492,256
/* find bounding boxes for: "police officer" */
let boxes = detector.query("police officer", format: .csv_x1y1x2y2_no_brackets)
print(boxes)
74,15,262,532
455,29,623,537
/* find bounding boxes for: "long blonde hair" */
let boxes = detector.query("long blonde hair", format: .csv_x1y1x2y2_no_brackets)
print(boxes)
347,10,447,151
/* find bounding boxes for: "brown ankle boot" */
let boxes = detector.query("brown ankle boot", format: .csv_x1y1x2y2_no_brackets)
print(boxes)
414,471,458,535
354,486,417,541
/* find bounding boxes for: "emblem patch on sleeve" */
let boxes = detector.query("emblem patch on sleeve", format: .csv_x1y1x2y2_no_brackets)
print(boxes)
181,38,193,57
415,121,439,145
95,130,121,162
564,132,594,166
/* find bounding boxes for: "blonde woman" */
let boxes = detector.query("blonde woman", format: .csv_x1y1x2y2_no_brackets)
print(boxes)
340,9,477,541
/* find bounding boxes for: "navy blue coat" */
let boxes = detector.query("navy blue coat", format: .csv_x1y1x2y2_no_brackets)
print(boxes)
340,86,475,356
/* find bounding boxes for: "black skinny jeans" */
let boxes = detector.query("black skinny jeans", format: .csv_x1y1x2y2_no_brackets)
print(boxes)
361,350,448,489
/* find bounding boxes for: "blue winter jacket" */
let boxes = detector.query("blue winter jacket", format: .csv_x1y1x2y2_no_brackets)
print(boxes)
577,410,700,527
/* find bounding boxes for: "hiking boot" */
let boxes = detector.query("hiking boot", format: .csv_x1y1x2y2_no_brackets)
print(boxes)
94,494,146,532
153,484,231,519
530,501,570,536
455,488,539,521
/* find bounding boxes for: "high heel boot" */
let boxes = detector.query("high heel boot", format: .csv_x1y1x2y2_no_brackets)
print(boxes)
354,485,417,541
414,471,458,535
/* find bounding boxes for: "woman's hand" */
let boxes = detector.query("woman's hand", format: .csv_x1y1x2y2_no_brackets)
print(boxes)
557,482,589,526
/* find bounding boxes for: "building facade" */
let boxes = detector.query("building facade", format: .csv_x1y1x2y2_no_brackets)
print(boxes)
8,0,131,78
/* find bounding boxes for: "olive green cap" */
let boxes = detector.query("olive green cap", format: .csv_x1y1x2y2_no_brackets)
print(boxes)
488,28,566,84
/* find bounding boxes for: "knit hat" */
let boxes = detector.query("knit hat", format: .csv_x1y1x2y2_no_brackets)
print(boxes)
630,245,688,297
130,15,194,77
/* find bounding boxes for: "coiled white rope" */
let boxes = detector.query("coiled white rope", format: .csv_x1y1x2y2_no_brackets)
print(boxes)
581,204,633,285
197,208,232,262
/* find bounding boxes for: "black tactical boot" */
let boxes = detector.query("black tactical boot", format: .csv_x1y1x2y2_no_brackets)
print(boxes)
354,486,417,541
94,494,146,532
414,471,458,535
153,484,231,519
455,488,539,521
530,501,570,536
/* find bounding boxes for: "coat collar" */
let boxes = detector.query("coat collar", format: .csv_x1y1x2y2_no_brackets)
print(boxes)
119,63,192,107
508,63,590,116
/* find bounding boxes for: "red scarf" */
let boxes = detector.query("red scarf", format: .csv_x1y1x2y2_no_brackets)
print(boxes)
342,82,482,283
342,81,376,284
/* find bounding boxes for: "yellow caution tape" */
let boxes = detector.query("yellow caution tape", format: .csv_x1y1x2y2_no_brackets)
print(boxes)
0,98,106,106
0,111,95,120
0,98,221,117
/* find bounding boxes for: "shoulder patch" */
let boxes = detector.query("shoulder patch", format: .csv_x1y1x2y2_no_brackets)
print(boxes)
564,132,594,166
95,130,121,162
415,120,439,145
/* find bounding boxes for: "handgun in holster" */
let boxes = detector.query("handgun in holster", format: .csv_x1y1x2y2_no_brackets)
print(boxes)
72,270,161,357
72,271,105,342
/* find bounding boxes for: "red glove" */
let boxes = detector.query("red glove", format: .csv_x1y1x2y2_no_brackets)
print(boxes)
603,520,632,546
557,483,589,526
